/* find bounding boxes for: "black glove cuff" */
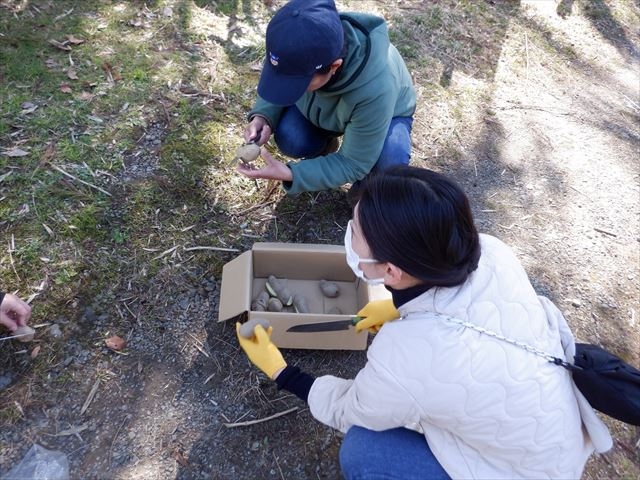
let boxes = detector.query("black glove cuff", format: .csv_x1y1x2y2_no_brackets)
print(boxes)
275,365,315,403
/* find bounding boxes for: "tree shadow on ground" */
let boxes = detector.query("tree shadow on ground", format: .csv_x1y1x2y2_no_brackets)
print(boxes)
581,0,640,62
188,0,270,66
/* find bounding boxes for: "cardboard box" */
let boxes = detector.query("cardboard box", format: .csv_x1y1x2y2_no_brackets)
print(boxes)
218,243,390,350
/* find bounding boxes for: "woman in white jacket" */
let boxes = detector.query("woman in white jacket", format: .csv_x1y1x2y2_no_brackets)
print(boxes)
237,166,611,479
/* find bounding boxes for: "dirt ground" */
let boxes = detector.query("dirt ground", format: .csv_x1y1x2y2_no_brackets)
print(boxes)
1,1,639,479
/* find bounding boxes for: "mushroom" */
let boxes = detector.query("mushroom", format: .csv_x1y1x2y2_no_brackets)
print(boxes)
319,279,340,298
265,275,293,306
267,297,284,312
251,290,270,311
293,294,309,314
233,142,260,166
14,325,35,342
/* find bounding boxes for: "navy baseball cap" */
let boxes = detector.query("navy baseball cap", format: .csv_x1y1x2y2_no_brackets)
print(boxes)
257,0,344,106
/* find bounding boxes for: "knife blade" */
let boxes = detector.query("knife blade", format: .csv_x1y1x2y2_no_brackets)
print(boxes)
286,319,357,333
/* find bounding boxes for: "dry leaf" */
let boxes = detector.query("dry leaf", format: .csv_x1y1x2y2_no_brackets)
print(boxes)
45,58,59,69
171,449,189,467
4,147,29,157
65,34,85,45
67,68,78,80
48,39,71,51
60,83,72,93
42,223,55,237
40,142,56,165
31,345,41,359
102,62,122,83
105,335,126,351
79,91,94,101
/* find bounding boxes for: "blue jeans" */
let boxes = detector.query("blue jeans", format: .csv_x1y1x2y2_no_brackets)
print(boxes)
339,426,450,480
274,106,413,172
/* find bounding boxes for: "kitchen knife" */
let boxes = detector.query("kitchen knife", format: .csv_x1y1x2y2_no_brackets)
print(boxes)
286,318,358,333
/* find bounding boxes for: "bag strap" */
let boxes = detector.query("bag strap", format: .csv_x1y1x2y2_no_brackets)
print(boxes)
444,316,582,372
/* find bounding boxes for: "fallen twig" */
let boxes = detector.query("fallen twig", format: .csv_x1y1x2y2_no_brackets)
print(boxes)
53,423,89,441
8,235,21,281
192,342,210,358
273,452,285,480
152,245,179,260
80,379,100,415
524,33,530,80
593,227,617,237
53,8,74,22
183,246,240,253
52,165,112,196
224,407,298,428
233,199,277,216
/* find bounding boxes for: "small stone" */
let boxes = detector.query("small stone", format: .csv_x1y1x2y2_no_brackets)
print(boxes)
0,372,15,390
48,324,63,338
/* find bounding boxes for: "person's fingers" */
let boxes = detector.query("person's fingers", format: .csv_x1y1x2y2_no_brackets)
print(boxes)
254,325,270,343
4,298,31,327
0,315,18,332
236,163,262,177
354,316,376,333
258,125,271,145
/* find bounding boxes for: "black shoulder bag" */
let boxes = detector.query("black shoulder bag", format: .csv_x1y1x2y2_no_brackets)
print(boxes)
447,318,640,426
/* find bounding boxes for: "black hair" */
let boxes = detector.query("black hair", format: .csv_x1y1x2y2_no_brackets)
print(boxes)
357,166,481,288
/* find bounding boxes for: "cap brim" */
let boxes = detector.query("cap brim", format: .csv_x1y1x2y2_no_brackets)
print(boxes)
257,58,313,106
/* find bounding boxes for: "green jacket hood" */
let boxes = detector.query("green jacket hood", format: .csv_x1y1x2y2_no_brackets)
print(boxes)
322,13,390,97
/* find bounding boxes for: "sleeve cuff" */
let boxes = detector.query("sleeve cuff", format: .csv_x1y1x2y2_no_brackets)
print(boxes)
275,365,316,403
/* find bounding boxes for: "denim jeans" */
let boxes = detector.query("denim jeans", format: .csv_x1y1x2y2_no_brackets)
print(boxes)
273,106,413,172
339,426,451,480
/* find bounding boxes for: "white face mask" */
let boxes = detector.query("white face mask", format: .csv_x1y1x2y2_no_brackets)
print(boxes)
344,221,385,285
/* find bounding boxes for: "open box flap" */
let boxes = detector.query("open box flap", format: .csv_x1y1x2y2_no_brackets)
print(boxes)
251,243,351,280
218,250,252,322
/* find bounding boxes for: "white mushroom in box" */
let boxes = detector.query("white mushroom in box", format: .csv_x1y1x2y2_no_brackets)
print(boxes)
293,294,309,314
266,275,293,306
267,297,284,312
319,279,340,298
251,290,270,311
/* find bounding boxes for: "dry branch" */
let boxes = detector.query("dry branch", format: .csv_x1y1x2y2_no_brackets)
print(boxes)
183,246,240,253
80,379,100,415
223,407,298,428
52,165,112,196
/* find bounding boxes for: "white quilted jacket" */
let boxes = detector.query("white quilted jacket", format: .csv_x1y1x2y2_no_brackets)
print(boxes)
309,234,612,479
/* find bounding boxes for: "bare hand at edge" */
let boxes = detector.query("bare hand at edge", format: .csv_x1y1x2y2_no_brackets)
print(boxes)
0,293,31,332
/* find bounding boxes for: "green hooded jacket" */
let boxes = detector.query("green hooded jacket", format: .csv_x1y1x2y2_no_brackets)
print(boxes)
248,12,416,194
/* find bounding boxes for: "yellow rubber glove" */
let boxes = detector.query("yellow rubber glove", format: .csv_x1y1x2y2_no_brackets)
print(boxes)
354,299,400,334
236,322,287,379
